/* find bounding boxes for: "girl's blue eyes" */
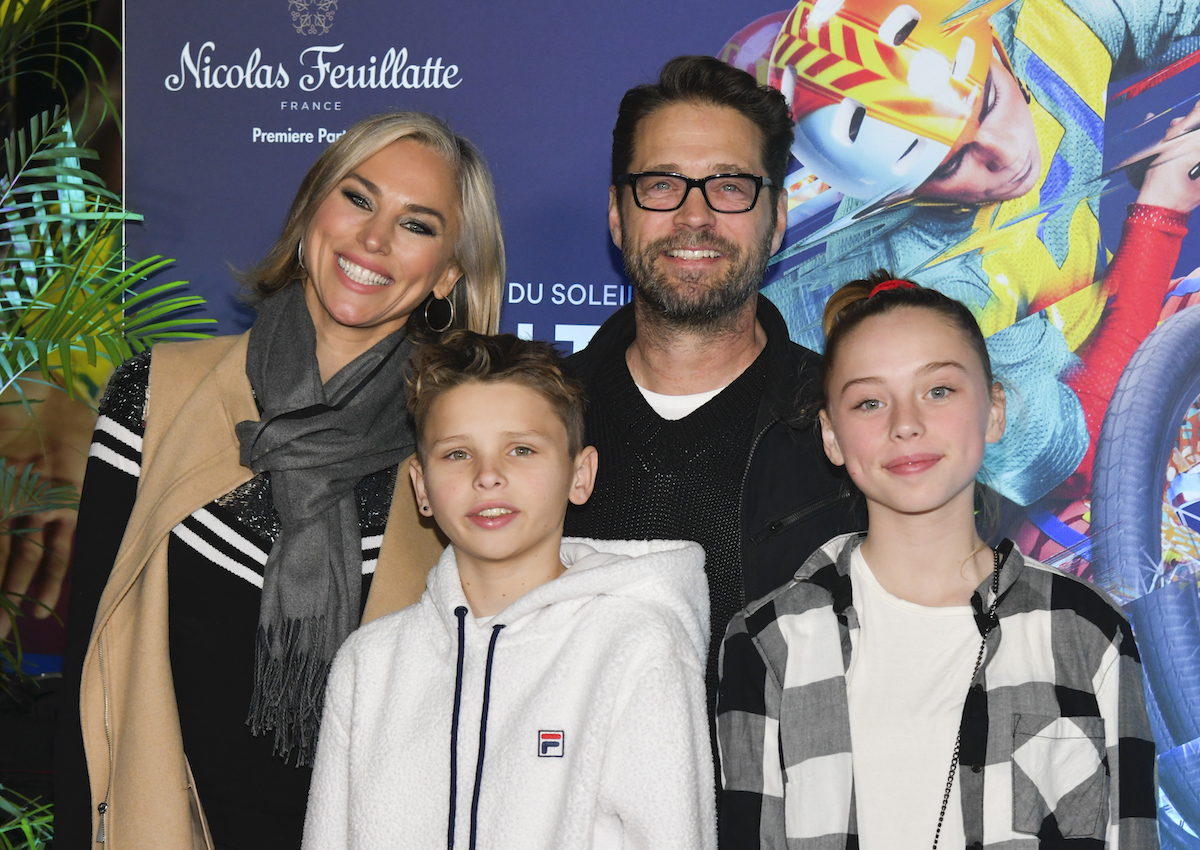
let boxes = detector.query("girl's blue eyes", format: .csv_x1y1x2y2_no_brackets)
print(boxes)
853,387,954,410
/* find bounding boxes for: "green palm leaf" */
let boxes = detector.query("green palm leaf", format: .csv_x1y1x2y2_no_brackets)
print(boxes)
0,462,76,524
0,0,97,66
0,461,76,701
1,110,213,401
0,782,53,850
2,0,120,142
0,4,170,838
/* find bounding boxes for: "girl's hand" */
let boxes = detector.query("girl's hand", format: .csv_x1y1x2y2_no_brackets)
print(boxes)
1137,97,1200,215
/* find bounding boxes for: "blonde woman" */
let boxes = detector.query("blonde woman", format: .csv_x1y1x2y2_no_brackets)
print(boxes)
55,112,504,850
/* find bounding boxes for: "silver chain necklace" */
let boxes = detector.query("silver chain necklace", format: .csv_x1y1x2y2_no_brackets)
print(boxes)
931,546,1003,850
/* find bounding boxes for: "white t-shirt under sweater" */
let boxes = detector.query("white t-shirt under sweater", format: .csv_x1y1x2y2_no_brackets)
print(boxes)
846,547,979,850
636,384,725,420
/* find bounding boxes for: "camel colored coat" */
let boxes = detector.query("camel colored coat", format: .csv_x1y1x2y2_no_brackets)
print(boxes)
77,333,444,848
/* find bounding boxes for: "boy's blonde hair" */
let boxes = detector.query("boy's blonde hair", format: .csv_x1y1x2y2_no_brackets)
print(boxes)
407,331,586,459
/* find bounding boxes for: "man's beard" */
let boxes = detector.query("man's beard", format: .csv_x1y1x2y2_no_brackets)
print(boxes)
621,219,774,332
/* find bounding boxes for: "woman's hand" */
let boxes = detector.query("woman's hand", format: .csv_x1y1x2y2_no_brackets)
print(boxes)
1137,97,1200,215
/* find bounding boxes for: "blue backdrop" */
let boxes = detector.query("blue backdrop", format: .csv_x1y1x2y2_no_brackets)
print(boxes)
125,0,791,349
125,1,1200,844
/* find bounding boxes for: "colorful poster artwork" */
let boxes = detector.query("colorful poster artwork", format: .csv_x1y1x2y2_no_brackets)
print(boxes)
721,1,1200,842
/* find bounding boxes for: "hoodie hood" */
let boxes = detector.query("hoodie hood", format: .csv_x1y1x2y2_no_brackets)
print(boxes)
426,537,709,667
306,535,718,850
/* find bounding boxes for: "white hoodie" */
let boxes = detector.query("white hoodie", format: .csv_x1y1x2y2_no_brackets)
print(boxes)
302,538,715,850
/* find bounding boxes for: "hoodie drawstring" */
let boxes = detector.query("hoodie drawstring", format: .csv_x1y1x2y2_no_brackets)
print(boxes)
447,607,468,850
469,623,505,850
447,612,506,850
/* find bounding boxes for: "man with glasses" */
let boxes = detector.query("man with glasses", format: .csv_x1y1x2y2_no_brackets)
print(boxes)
565,55,859,724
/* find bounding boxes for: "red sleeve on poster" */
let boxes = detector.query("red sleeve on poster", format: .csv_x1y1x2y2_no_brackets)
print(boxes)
1064,203,1188,487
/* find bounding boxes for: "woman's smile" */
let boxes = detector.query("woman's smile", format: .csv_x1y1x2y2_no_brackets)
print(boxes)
335,253,393,287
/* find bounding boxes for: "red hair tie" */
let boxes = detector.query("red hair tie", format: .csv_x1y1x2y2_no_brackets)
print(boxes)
868,279,917,298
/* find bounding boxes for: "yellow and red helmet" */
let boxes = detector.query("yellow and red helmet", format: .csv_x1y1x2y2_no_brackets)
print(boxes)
770,0,1012,199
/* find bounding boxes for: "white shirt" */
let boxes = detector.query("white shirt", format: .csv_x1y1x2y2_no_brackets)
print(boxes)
636,384,725,420
846,547,979,850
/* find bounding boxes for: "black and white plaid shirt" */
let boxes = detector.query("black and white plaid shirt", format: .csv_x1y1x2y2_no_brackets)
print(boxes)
716,533,1157,849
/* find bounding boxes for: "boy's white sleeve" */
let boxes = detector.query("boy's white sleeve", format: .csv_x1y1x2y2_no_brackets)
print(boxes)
597,634,717,850
302,646,357,850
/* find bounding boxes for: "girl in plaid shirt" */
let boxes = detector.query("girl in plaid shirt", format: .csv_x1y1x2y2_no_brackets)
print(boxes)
716,272,1156,850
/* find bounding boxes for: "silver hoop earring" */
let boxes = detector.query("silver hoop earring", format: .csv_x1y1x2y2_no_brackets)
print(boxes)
297,239,306,271
423,295,455,333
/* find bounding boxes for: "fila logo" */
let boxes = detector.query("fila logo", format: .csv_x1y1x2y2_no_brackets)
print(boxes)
538,730,564,757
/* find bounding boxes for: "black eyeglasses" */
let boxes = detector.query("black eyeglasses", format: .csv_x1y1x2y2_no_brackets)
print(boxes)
615,172,774,213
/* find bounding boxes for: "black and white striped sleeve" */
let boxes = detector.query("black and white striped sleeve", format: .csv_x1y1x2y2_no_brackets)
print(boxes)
71,350,150,606
55,350,151,846
87,350,149,480
66,350,150,638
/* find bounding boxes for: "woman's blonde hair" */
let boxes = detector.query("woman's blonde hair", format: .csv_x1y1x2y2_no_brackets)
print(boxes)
242,111,504,334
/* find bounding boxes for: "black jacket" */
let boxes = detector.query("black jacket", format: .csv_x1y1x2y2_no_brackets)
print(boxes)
566,295,864,604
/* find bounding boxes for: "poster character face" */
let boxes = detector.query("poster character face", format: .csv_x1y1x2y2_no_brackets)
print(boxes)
915,57,1040,203
607,102,787,328
302,138,462,351
761,0,1033,204
820,307,1005,522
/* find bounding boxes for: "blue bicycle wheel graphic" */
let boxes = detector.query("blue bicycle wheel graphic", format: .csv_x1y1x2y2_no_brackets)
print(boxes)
1092,305,1200,848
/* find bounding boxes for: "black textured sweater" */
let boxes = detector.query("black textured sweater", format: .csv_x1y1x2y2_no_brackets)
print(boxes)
565,342,765,705
565,297,864,710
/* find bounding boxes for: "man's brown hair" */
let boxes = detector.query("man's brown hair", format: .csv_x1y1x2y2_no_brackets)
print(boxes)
611,55,794,208
407,331,586,459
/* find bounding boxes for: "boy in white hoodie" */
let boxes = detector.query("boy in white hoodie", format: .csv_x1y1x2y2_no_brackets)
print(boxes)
303,331,716,850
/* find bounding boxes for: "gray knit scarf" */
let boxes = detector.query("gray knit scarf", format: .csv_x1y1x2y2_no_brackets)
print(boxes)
235,284,415,765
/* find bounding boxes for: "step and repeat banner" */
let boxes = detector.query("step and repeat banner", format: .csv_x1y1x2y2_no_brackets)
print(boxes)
126,0,1200,842
124,1,790,348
